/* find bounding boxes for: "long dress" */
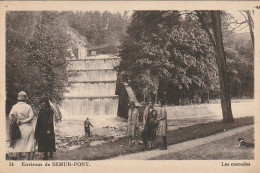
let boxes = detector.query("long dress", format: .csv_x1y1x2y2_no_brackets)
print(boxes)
9,101,35,152
157,106,167,136
127,108,139,137
35,107,56,152
143,108,157,141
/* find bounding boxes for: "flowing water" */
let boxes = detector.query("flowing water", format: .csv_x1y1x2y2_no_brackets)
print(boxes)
68,58,120,70
61,54,120,119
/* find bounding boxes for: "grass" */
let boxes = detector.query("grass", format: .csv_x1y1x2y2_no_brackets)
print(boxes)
51,116,254,160
153,128,254,160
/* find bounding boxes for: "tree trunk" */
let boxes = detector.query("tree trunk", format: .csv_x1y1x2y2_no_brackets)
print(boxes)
211,11,234,122
245,11,254,48
207,89,210,103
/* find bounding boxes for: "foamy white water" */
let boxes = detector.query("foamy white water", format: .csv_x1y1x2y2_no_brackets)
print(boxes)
61,53,119,119
69,70,117,81
68,59,120,70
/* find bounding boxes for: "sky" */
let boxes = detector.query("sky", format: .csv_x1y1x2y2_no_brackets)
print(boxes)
227,10,251,33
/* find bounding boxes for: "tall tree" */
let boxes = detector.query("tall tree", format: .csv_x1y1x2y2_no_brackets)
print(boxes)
6,12,72,114
196,11,233,122
65,11,130,54
243,11,254,48
118,11,218,104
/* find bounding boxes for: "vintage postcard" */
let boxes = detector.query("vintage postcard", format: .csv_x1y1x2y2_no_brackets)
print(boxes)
0,1,259,173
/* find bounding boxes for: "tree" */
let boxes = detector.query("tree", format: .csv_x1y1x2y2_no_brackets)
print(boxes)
224,33,254,98
6,12,41,113
6,12,72,114
195,11,233,122
117,11,219,104
65,11,130,54
240,11,254,48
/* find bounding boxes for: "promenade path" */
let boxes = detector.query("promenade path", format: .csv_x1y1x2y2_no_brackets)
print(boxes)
110,125,254,160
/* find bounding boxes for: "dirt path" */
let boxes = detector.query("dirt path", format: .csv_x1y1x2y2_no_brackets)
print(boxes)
110,125,254,160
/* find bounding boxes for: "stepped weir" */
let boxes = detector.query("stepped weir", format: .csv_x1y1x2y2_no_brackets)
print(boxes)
60,55,120,119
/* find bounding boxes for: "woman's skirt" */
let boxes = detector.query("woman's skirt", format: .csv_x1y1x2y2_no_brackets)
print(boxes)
10,124,35,152
37,134,56,152
146,124,157,141
158,121,167,136
127,122,137,136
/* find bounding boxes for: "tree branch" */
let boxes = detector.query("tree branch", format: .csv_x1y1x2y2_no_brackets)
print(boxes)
195,11,216,48
224,22,249,37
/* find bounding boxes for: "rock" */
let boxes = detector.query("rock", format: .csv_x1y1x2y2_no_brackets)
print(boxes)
68,145,80,151
90,140,106,147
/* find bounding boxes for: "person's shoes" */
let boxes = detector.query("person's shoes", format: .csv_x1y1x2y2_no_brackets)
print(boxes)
144,146,148,150
49,156,53,160
160,147,167,150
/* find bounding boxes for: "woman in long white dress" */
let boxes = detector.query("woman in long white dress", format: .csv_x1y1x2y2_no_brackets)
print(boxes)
127,100,139,146
9,91,35,160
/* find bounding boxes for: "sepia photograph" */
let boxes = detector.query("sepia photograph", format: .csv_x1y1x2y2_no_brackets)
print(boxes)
0,1,259,173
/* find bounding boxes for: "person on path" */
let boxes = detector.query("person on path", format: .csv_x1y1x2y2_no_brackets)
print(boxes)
127,100,140,146
84,118,93,137
157,99,168,150
143,101,158,150
9,91,35,160
35,98,56,160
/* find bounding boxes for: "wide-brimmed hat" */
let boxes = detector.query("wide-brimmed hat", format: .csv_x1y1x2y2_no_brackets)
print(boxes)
17,91,27,101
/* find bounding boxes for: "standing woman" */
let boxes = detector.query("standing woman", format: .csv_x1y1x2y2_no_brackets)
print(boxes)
143,102,158,150
157,99,168,150
127,100,139,146
35,98,56,160
9,91,35,160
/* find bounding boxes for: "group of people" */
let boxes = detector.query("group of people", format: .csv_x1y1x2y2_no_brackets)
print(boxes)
8,91,56,160
127,99,168,150
8,91,168,160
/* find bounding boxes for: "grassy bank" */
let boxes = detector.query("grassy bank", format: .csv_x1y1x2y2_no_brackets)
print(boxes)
153,128,254,160
53,116,254,160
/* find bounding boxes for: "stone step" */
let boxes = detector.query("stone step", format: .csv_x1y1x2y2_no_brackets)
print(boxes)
68,80,117,84
68,68,115,72
68,59,120,70
68,57,120,61
64,95,118,99
68,70,117,82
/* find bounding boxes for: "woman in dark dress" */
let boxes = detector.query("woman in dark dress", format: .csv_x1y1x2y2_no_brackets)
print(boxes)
35,98,56,160
143,102,158,150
